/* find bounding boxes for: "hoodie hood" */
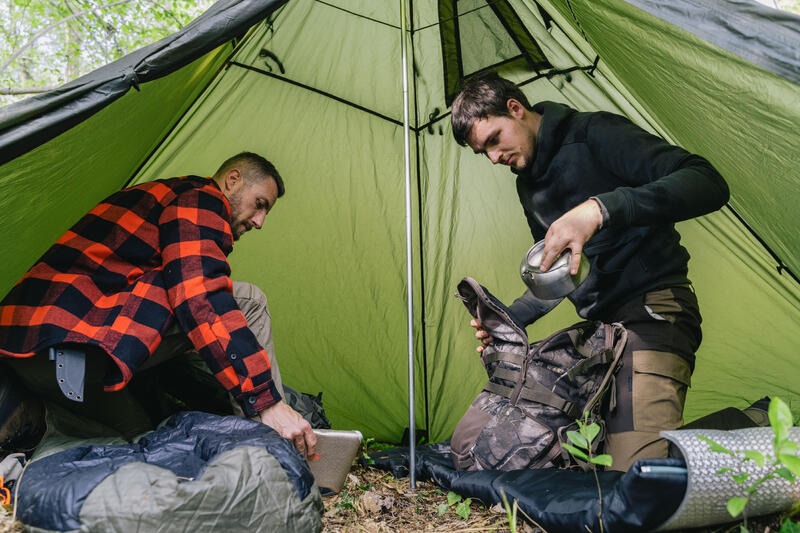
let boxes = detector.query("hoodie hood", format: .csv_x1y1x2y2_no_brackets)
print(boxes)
523,101,578,179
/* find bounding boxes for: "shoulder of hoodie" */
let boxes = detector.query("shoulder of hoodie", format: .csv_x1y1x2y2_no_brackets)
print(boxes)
533,101,631,147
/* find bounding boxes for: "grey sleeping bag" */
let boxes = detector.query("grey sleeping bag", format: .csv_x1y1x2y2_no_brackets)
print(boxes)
15,411,323,533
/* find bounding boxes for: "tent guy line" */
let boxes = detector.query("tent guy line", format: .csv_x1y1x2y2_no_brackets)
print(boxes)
228,60,601,135
310,0,515,34
725,205,799,286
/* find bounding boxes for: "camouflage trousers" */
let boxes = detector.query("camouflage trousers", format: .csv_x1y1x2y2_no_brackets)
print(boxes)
602,285,701,471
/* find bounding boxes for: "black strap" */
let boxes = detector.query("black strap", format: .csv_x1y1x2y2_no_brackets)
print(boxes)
483,350,525,367
565,349,614,380
485,380,581,419
490,366,522,383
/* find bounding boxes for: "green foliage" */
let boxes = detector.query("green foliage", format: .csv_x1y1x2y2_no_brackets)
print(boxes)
500,492,519,533
447,491,461,506
438,491,471,520
358,437,396,465
698,434,735,456
779,519,800,533
454,498,471,520
727,496,748,518
0,0,214,105
564,412,612,533
699,397,800,530
743,450,766,468
335,490,356,511
565,414,613,468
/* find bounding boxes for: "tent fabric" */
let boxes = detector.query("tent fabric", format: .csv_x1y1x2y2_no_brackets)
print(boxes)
15,411,322,533
367,443,687,533
625,0,800,85
0,0,799,446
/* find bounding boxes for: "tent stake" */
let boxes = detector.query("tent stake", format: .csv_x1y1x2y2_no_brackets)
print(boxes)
400,0,416,490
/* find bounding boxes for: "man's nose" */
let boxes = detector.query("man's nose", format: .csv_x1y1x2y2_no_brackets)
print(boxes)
252,211,266,229
487,150,502,164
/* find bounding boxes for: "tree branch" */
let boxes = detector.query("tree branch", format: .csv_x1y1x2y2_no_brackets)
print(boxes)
0,85,59,95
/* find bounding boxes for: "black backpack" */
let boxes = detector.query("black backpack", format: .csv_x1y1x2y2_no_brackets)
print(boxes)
450,277,627,471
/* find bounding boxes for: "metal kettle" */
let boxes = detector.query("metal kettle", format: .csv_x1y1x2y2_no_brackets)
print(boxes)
520,240,590,300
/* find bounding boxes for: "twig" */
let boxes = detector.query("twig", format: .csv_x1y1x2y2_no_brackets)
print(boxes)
516,503,550,533
0,86,58,95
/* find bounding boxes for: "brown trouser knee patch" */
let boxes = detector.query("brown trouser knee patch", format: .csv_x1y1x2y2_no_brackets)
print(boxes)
604,431,669,472
632,350,690,432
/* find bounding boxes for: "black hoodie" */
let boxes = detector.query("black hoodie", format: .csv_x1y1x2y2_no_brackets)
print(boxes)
508,101,729,324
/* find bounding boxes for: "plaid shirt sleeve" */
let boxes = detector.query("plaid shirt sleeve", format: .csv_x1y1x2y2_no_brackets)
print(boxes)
159,184,281,416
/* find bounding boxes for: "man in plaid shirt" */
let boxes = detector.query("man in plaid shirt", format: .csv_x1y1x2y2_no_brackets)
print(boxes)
0,152,316,458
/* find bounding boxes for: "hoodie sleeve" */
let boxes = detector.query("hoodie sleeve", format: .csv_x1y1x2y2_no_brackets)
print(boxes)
507,289,562,327
587,112,730,228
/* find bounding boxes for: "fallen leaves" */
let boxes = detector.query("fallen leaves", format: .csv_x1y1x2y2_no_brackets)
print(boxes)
322,464,510,532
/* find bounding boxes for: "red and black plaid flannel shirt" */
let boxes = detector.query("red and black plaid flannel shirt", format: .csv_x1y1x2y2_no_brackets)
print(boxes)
0,176,280,415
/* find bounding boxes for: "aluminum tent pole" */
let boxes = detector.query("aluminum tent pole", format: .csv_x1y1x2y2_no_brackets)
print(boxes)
399,0,416,489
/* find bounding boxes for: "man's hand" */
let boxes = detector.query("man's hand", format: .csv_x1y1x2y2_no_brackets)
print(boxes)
470,318,493,353
539,199,603,275
258,400,317,459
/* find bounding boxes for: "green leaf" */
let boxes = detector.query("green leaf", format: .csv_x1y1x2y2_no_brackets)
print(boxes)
562,443,589,461
590,454,613,467
778,517,800,533
732,472,751,484
727,496,748,517
776,467,797,482
778,454,800,479
447,491,462,506
769,397,793,441
778,441,799,456
567,430,589,450
437,503,449,516
583,422,601,444
697,434,734,456
717,467,733,476
743,450,766,468
455,498,471,520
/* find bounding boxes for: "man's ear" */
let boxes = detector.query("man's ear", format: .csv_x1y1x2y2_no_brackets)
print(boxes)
507,98,525,119
223,168,242,193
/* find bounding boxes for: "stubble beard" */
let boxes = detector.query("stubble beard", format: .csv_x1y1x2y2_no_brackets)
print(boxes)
228,188,245,240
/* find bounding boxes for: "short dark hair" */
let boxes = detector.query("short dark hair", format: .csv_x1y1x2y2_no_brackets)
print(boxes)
451,72,532,146
215,152,285,197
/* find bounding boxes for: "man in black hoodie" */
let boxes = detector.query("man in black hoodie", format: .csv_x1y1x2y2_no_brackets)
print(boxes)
451,73,729,471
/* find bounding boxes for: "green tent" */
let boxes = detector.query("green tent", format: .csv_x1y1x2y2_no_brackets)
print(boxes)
1,0,798,444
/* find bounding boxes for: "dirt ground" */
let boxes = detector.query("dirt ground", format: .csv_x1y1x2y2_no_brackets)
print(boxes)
0,504,23,533
321,463,521,533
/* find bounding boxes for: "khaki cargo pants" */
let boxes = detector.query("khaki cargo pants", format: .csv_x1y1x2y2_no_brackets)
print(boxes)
4,281,282,440
603,285,702,471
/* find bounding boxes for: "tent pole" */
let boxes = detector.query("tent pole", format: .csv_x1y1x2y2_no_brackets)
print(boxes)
400,0,416,490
